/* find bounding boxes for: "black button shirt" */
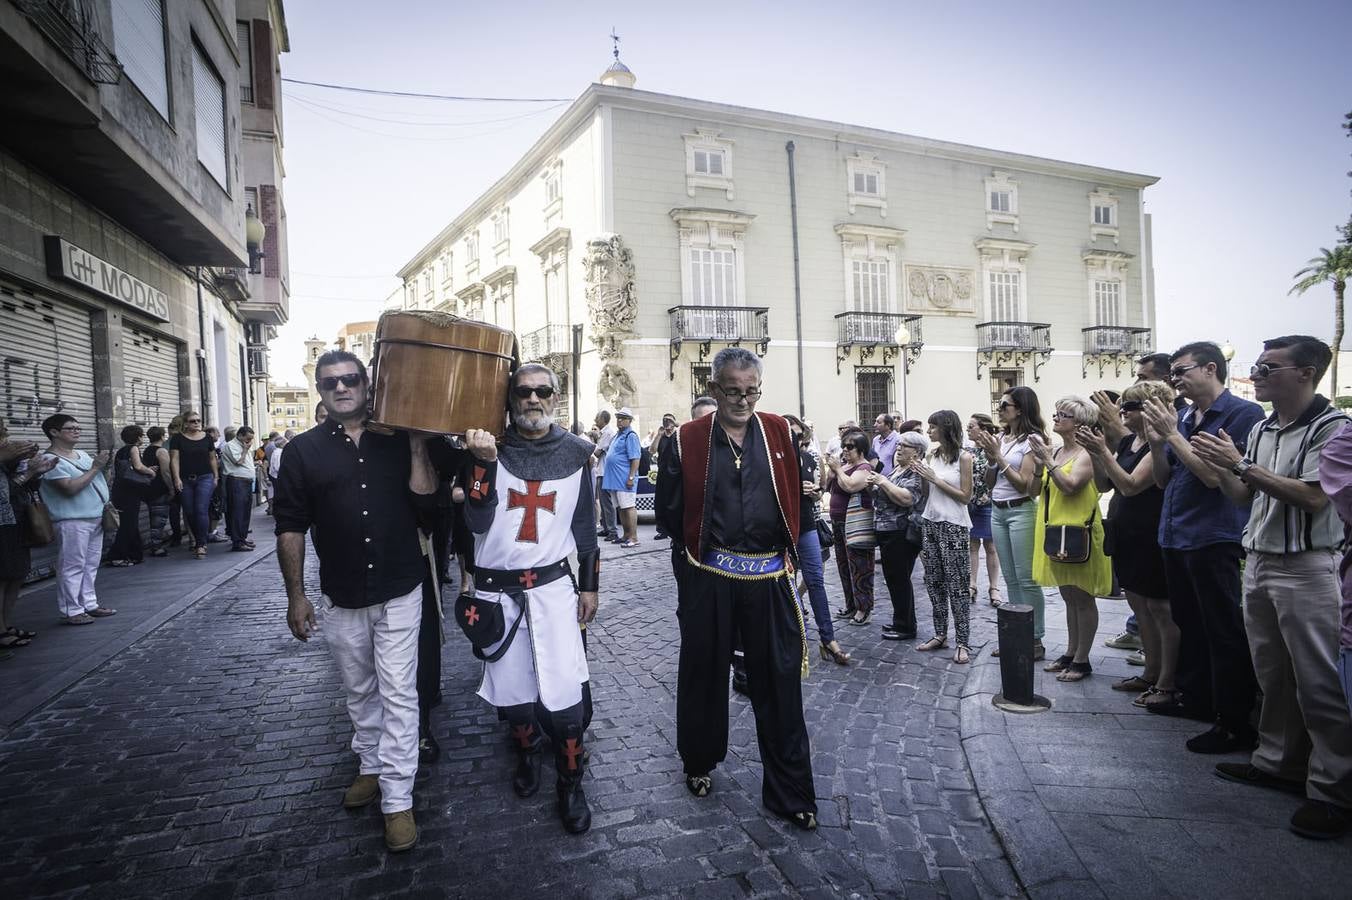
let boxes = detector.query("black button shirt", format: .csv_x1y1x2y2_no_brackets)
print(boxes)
707,419,792,553
273,423,426,609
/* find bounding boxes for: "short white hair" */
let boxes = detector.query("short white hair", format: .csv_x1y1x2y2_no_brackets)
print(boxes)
1055,396,1098,427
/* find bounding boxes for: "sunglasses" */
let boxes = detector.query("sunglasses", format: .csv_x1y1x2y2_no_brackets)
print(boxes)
512,385,555,400
1169,364,1200,380
998,401,1015,412
317,373,363,391
1250,363,1303,378
185,419,201,424
1119,401,1144,413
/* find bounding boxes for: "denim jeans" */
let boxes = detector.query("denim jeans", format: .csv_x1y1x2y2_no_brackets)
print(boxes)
795,529,833,644
991,502,1044,640
179,474,216,549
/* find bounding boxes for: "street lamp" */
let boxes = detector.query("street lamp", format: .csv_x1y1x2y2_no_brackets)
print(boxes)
894,322,911,419
245,204,267,273
1221,340,1235,388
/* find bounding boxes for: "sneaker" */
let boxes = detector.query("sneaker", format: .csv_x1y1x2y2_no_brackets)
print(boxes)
1104,631,1142,651
384,809,418,852
1126,650,1146,667
1186,724,1258,755
342,774,380,809
1214,762,1305,796
1289,799,1352,840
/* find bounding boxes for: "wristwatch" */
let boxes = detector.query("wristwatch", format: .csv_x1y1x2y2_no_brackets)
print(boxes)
1231,459,1254,479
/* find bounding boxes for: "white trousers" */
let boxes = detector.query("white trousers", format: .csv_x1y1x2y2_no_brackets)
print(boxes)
322,583,421,813
55,518,103,618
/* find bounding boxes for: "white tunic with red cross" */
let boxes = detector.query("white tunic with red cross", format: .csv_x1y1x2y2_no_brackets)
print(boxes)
472,461,589,712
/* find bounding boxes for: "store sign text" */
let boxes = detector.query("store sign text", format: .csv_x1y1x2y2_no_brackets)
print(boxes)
44,236,171,321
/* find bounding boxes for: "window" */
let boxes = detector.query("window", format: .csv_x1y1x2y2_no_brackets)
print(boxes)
690,248,737,306
111,0,169,118
855,171,879,194
192,41,228,188
1093,205,1113,226
989,271,1021,321
1089,189,1120,243
541,160,564,228
852,260,890,314
236,21,254,103
977,236,1034,346
422,269,432,295
1084,249,1132,345
1094,280,1122,326
837,223,904,317
465,232,480,278
544,172,561,204
440,251,452,286
493,208,510,246
683,129,736,199
984,171,1019,231
691,364,712,407
244,186,259,216
989,369,1023,416
846,153,888,216
855,367,894,426
408,280,418,307
672,208,754,322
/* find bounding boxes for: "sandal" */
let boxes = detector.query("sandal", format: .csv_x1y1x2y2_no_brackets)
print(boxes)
108,559,135,568
819,641,851,665
3,626,36,641
62,613,95,626
833,607,855,620
1142,688,1180,708
685,774,712,797
1112,675,1154,693
915,637,947,652
194,547,207,559
953,645,971,665
968,585,978,603
0,633,30,649
849,612,871,626
1043,655,1074,673
618,540,640,548
989,588,1002,607
1056,662,1093,682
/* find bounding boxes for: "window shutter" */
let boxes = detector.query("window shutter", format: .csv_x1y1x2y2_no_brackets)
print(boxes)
236,21,253,103
110,0,169,118
251,19,275,110
193,43,228,188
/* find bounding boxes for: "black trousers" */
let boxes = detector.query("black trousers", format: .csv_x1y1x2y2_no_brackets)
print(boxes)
109,490,143,562
1162,543,1257,731
878,531,922,634
504,699,587,777
417,569,442,727
676,564,816,816
224,476,253,544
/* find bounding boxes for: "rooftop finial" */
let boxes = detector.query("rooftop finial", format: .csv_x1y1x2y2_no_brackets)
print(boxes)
610,27,620,61
600,29,635,88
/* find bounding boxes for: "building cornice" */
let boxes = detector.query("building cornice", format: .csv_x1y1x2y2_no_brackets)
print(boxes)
834,223,907,243
482,264,517,289
528,226,572,259
975,237,1037,255
1081,248,1135,262
668,207,756,229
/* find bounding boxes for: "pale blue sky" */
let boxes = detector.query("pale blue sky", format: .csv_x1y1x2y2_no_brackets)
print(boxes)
272,0,1352,384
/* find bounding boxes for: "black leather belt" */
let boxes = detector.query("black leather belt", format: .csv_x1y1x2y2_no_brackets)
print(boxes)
475,558,572,593
992,496,1031,509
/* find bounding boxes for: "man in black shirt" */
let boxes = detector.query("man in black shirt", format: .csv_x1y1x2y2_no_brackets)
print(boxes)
652,413,678,539
274,350,437,853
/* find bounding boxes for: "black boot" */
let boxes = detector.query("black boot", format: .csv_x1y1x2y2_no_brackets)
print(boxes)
510,721,543,798
554,729,591,834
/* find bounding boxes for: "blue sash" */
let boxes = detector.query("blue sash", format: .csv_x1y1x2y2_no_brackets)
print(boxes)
693,547,788,581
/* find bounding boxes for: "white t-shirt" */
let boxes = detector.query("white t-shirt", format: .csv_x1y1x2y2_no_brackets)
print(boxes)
991,435,1033,503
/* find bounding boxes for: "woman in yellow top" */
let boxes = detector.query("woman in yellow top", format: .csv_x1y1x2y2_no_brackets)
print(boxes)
1028,396,1113,682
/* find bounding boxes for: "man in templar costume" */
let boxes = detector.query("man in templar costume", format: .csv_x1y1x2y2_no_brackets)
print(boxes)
656,347,818,830
461,363,600,834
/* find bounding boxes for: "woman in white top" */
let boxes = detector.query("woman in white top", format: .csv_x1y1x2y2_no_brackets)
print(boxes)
914,410,975,663
971,386,1049,661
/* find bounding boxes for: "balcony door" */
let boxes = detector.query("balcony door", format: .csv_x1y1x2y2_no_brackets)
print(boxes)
851,260,893,342
1092,280,1128,351
988,271,1026,347
689,247,737,339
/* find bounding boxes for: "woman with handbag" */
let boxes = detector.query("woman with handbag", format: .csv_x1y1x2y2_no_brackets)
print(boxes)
37,414,117,625
914,411,975,664
1079,382,1179,707
868,430,931,642
824,431,876,626
108,425,157,566
1029,397,1113,682
1,422,58,648
786,415,849,665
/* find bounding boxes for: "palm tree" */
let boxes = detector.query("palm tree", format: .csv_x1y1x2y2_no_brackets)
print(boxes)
1290,245,1352,397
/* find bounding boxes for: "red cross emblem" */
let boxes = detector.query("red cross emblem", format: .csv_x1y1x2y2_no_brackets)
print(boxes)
511,724,535,748
469,466,490,501
462,604,480,626
519,569,538,589
561,738,583,771
507,480,556,543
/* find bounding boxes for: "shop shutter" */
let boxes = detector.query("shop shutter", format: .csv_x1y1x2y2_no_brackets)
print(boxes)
0,283,97,447
123,324,183,428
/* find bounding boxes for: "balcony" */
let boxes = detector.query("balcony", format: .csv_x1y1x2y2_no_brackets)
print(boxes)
976,321,1054,381
835,311,924,374
520,324,573,363
247,346,269,380
14,0,120,83
1082,326,1152,378
211,267,250,303
668,305,769,379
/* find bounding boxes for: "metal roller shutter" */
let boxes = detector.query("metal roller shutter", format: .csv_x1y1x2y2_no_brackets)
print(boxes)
0,282,97,447
123,324,183,429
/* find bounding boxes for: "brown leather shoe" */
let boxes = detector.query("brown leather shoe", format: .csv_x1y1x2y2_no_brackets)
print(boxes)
384,809,417,852
342,774,380,809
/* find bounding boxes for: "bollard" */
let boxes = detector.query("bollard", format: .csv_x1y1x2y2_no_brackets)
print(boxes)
993,603,1051,713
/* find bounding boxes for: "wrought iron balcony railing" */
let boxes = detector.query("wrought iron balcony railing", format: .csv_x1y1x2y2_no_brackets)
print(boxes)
834,312,924,373
15,0,123,84
976,321,1054,381
1081,326,1152,378
520,323,572,363
668,306,769,378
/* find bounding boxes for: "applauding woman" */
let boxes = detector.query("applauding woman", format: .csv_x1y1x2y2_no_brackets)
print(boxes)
914,411,974,664
1030,397,1113,682
824,431,875,626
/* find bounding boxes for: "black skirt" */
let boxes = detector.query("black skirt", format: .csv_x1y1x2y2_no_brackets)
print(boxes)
0,524,30,581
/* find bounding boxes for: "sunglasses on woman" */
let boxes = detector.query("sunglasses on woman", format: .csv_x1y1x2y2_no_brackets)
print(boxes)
317,373,363,391
1118,401,1144,413
511,385,555,400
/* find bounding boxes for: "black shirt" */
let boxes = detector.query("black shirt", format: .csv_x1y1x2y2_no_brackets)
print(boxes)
1108,435,1164,540
170,433,215,477
796,446,819,536
273,422,428,609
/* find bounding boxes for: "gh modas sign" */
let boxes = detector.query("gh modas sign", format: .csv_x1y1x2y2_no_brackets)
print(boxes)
44,236,170,321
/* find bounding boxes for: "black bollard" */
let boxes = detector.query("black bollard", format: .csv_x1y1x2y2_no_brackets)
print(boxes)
995,604,1039,709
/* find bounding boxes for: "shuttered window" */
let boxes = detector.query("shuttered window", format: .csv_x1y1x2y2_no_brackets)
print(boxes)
193,42,228,189
110,0,169,119
236,21,254,103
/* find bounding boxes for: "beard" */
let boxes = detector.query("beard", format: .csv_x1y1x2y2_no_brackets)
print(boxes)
514,407,552,432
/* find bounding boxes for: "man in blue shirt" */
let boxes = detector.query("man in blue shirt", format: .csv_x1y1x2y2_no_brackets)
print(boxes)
1144,341,1266,754
602,408,642,547
870,414,900,477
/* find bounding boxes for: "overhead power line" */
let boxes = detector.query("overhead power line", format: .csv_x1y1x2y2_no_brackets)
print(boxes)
282,77,572,103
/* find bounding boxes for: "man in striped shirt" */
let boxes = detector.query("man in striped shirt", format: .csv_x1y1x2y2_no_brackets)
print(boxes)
1193,334,1352,841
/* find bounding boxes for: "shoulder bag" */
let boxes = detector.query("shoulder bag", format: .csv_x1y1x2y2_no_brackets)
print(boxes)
1042,478,1094,564
904,478,929,546
843,490,876,551
89,471,120,533
18,480,55,547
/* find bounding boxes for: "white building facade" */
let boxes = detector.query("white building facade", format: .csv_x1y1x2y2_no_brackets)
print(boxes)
397,65,1158,434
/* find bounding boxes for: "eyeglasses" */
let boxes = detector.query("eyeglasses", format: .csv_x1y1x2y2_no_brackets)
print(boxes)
1119,401,1144,413
1168,364,1200,380
1250,363,1303,378
713,384,763,403
511,384,555,400
60,425,81,432
184,419,201,424
317,373,363,391
1052,411,1075,421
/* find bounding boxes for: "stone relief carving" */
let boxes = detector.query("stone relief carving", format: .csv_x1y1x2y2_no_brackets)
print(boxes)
903,264,976,315
583,234,637,358
598,362,637,411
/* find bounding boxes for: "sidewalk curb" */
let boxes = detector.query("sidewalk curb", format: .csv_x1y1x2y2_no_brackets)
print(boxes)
0,548,278,738
958,652,1105,900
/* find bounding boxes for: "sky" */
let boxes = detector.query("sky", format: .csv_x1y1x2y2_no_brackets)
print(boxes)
271,0,1352,386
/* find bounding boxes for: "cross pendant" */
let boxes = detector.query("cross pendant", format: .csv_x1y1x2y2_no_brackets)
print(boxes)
734,458,742,470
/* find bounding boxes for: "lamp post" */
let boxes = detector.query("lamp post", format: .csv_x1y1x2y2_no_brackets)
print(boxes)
245,204,267,274
894,322,911,418
1221,340,1236,389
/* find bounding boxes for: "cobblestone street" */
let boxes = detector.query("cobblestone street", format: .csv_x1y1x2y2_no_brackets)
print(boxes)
0,536,1021,899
